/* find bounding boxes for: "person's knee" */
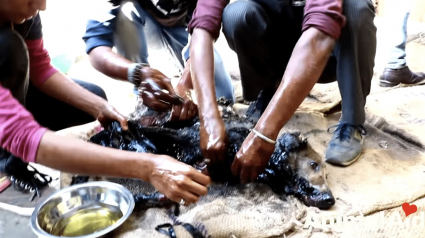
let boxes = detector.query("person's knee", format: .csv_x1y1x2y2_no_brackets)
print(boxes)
343,0,376,32
82,82,107,101
91,85,108,101
222,0,267,40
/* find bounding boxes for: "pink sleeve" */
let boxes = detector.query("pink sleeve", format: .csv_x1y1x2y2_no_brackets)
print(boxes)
25,38,58,86
302,0,346,39
0,84,47,163
187,0,229,40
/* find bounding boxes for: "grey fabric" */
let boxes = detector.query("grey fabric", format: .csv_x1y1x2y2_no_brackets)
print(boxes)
114,0,235,101
114,0,188,71
0,29,107,131
0,29,107,176
222,0,377,125
0,29,29,105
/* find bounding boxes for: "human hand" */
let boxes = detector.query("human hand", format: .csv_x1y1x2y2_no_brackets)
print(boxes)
138,67,183,111
231,131,276,184
96,102,128,130
200,115,228,167
170,81,198,121
148,155,211,206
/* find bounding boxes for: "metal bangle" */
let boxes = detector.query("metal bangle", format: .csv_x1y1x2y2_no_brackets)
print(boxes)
252,129,276,144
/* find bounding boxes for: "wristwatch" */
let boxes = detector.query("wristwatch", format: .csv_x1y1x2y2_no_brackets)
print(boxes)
127,63,150,86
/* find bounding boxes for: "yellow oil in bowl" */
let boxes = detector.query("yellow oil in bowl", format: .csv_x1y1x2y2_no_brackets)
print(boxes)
50,202,123,237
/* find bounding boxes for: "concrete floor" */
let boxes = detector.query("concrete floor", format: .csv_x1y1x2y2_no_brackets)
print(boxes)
1,1,424,237
0,211,36,238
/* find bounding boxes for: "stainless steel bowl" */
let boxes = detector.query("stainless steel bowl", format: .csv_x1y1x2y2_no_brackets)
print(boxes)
30,181,135,238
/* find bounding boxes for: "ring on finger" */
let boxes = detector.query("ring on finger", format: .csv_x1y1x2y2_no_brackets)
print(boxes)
179,198,185,206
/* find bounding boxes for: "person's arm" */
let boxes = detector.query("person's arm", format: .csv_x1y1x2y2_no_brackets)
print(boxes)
88,46,131,81
186,0,230,165
0,84,209,204
25,38,127,129
254,28,335,138
231,0,346,183
255,0,345,138
82,9,182,111
190,29,220,124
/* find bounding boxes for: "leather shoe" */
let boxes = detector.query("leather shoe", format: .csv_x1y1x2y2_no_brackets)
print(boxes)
379,66,425,87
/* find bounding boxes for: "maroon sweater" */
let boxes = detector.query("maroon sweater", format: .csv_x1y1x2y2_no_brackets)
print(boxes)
187,0,346,40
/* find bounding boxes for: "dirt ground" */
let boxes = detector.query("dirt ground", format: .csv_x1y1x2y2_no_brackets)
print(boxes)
1,1,425,237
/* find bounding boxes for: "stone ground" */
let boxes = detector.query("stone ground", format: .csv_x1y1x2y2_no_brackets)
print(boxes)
1,1,425,237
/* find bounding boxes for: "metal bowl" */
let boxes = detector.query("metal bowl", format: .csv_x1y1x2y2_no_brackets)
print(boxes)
30,181,135,238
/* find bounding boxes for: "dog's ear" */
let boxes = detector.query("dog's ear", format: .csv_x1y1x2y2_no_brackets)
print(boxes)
278,132,307,152
291,132,301,138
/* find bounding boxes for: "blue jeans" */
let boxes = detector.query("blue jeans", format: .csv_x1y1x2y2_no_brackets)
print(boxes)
385,4,411,69
113,0,234,102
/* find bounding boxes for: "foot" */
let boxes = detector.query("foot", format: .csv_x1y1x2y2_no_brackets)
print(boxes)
379,66,425,87
0,150,54,214
325,123,367,167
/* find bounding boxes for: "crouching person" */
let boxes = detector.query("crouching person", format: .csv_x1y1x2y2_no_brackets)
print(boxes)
83,0,235,121
187,0,376,184
0,0,210,212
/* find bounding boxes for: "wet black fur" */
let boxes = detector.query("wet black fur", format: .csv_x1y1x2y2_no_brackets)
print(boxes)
88,98,328,208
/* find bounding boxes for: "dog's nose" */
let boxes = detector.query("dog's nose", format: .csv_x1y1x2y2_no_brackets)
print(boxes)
317,192,335,210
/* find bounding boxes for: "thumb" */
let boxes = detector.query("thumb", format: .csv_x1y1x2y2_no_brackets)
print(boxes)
115,112,128,130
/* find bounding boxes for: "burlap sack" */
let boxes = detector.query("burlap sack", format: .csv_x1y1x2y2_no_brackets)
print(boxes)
54,81,425,238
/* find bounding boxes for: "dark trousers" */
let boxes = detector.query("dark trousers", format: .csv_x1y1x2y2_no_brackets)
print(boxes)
0,28,107,172
222,0,377,125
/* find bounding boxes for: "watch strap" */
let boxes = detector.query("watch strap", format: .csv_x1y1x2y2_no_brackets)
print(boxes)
127,63,149,86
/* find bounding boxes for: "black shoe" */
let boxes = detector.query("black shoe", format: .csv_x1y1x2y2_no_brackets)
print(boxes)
0,148,52,201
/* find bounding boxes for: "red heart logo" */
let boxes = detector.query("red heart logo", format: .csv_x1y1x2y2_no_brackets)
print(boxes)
402,203,417,217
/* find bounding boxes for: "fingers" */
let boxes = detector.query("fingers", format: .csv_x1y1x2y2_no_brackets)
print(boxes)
250,169,259,183
186,179,209,196
165,174,209,206
170,105,182,121
141,91,173,111
187,169,211,187
241,167,251,184
187,103,198,119
167,189,199,206
154,90,183,105
140,80,183,107
180,103,189,121
231,154,242,178
116,113,128,130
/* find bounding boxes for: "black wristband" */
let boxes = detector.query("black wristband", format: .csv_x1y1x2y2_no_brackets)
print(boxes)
127,63,149,86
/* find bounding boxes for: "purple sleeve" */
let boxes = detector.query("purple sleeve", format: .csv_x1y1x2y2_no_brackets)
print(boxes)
187,0,229,40
26,38,58,87
302,0,346,39
0,85,48,163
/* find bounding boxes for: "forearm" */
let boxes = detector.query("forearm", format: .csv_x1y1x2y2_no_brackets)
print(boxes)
180,58,193,89
88,46,132,81
36,131,152,181
255,28,336,139
36,72,106,118
190,29,220,122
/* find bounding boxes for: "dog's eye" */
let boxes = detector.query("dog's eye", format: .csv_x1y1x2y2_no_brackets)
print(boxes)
310,162,318,170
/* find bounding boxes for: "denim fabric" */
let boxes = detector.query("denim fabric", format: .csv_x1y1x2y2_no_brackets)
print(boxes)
386,10,410,69
384,1,413,69
182,42,235,102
